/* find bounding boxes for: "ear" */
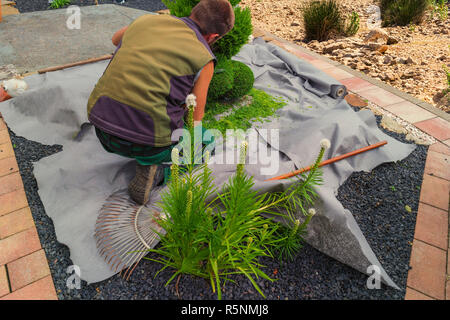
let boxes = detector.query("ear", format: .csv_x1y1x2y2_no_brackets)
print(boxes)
203,33,220,44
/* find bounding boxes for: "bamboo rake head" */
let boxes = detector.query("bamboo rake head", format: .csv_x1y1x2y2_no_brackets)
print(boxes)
94,189,166,280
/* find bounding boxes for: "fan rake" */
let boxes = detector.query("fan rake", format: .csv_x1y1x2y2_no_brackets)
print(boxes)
94,189,166,280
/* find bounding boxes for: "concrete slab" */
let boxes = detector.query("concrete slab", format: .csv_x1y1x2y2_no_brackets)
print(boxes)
0,4,153,73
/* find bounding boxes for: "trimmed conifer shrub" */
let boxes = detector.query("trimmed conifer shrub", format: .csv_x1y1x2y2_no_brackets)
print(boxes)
207,57,235,101
222,60,254,100
163,0,255,101
163,0,253,60
212,6,253,59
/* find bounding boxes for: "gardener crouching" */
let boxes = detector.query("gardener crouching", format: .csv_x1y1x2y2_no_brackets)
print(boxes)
87,0,235,205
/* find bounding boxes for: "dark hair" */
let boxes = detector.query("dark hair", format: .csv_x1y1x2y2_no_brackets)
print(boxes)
190,0,235,36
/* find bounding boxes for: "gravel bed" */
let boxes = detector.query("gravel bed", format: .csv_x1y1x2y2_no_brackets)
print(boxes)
8,107,427,300
14,0,166,13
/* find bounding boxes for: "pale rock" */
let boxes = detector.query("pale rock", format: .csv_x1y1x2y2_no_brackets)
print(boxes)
383,55,393,64
401,70,415,79
356,62,368,70
367,42,382,51
386,36,399,45
364,28,388,43
322,42,346,54
381,115,407,134
362,58,373,66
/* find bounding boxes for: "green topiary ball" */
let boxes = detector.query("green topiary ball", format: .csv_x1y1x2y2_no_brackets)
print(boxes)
207,57,234,101
222,60,254,101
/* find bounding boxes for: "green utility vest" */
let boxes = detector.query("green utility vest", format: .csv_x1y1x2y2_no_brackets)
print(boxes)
87,14,216,147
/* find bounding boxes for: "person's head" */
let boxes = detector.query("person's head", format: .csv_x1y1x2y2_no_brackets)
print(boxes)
189,0,235,45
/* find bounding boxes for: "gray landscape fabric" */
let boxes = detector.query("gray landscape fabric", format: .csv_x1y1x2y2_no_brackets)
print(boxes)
0,39,414,287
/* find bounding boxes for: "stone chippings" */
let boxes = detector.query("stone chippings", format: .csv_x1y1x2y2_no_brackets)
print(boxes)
7,104,427,300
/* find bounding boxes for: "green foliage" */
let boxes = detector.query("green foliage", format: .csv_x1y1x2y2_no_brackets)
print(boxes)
162,0,241,16
207,58,235,101
302,0,344,41
146,102,324,299
162,0,199,17
344,11,360,36
203,88,287,134
162,0,252,59
212,6,253,59
49,0,71,9
430,0,449,20
221,60,254,100
380,0,430,26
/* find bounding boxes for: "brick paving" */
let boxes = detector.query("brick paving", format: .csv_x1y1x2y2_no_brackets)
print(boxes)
0,18,448,299
0,116,57,300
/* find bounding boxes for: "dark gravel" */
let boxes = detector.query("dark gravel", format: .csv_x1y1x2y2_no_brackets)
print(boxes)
8,108,427,300
14,0,166,13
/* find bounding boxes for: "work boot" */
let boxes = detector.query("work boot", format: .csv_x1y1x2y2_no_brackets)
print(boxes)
128,163,161,205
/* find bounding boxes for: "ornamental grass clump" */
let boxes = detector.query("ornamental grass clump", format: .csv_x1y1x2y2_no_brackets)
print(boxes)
146,95,328,299
302,0,344,41
302,0,361,41
380,0,430,26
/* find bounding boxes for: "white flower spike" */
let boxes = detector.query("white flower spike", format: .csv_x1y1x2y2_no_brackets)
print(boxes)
171,148,180,165
185,94,197,108
308,208,316,216
320,138,331,150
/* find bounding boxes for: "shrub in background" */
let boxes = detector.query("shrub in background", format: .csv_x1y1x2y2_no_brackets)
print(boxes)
302,0,343,41
380,0,430,26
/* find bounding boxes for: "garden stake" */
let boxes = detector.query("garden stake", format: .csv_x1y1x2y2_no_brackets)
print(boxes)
37,54,113,74
265,140,387,181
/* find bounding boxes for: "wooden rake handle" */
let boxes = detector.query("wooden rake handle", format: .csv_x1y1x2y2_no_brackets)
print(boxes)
265,140,388,181
37,54,113,74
